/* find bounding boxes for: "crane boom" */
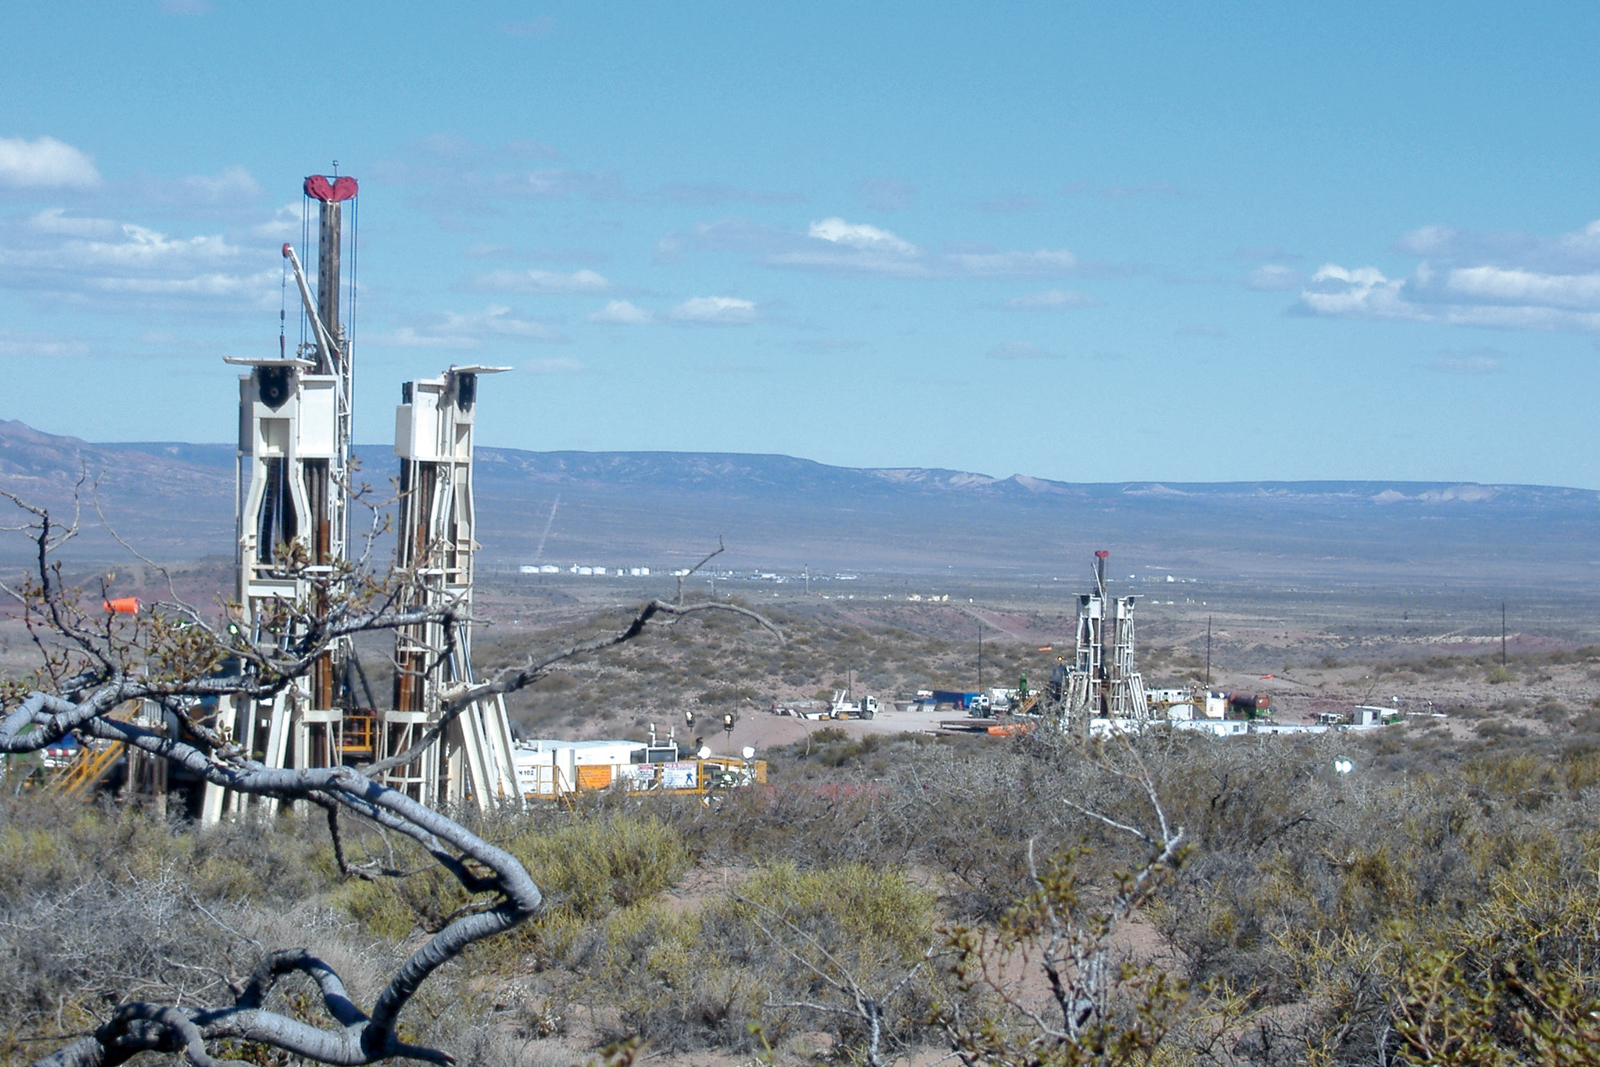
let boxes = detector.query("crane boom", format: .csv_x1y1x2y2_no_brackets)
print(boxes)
281,242,340,373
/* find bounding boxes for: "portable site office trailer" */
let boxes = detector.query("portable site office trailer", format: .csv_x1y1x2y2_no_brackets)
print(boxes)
512,738,767,799
514,739,641,796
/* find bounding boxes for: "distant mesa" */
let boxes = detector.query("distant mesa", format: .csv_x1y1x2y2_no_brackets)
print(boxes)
0,419,1594,591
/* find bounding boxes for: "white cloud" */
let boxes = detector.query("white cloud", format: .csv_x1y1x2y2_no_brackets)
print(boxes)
1299,217,1600,332
765,246,934,277
0,210,280,314
251,205,300,240
383,327,476,350
1245,264,1303,291
1299,262,1600,331
669,296,757,324
510,169,627,201
471,268,611,294
380,306,566,348
48,223,242,270
0,136,100,189
1299,265,1412,318
587,299,655,325
1394,225,1459,257
949,250,1079,277
0,330,88,357
179,165,261,203
987,340,1064,360
91,272,274,297
1444,265,1600,310
808,217,918,255
443,306,563,338
1000,289,1100,310
662,216,1086,280
29,209,118,238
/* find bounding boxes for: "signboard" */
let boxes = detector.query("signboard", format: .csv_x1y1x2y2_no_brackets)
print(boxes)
662,762,698,790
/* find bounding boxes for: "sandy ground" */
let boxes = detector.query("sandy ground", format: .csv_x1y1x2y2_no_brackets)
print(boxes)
725,704,951,754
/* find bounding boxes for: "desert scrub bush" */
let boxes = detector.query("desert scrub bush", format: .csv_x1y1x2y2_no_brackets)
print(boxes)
663,777,902,872
938,833,1190,1067
0,793,332,906
330,810,690,945
508,810,692,921
566,855,945,1054
695,684,756,705
1315,827,1600,1065
718,862,944,1055
335,873,427,942
1559,746,1600,791
1140,734,1334,856
730,861,938,976
189,812,332,902
1474,719,1530,741
1154,744,1600,1062
1535,696,1570,725
0,794,195,894
789,729,897,769
582,901,759,1050
0,798,376,1057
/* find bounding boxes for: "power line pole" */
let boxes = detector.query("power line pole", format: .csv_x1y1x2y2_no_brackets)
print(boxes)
977,618,984,693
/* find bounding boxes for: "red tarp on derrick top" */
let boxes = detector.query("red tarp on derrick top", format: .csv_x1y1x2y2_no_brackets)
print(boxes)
304,175,358,202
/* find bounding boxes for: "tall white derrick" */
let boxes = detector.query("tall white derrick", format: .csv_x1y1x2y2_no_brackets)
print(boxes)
203,176,517,821
1058,551,1148,722
379,366,519,808
204,177,356,821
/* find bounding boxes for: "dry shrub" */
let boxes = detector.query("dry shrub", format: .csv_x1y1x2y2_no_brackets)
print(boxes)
508,811,691,920
329,809,690,945
573,862,941,1055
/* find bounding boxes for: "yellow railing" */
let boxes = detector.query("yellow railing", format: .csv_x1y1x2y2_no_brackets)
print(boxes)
46,704,139,799
340,710,376,760
53,741,124,799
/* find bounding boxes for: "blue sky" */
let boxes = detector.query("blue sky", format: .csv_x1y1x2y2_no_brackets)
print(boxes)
3,1,1600,487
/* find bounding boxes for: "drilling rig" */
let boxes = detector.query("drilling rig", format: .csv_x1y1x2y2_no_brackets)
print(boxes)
202,175,517,820
1051,550,1149,723
383,365,518,805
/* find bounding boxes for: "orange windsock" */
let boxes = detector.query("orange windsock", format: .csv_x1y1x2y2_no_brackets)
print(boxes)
103,597,140,615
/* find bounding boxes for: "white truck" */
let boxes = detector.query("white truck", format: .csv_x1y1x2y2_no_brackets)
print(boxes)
830,691,880,719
